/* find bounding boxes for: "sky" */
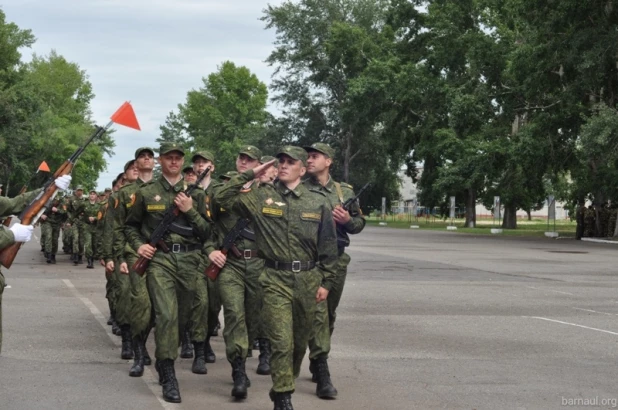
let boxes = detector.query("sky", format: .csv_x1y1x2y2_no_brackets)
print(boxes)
2,0,283,189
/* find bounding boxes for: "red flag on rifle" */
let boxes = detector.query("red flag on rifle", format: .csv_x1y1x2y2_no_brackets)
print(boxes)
110,102,141,130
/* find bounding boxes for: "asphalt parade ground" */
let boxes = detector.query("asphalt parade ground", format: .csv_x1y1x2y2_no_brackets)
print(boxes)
1,226,618,409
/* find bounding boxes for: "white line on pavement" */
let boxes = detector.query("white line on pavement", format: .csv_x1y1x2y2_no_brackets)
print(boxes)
62,279,176,410
528,316,618,336
526,286,574,295
573,307,618,316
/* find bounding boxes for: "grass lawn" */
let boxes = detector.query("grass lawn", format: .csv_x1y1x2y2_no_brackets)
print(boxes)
366,217,576,237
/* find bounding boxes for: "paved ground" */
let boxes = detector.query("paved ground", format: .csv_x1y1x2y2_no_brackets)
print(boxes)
1,226,618,409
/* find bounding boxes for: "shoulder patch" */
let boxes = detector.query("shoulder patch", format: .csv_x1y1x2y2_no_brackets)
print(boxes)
126,193,136,208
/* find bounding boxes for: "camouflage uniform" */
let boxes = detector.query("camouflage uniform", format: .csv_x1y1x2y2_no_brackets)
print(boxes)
61,196,73,253
215,160,338,396
304,176,365,358
101,192,120,328
82,197,100,261
42,197,66,260
0,189,42,354
68,190,86,260
124,174,211,361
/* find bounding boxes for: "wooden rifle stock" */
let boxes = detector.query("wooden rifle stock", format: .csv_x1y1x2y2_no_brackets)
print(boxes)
205,249,229,280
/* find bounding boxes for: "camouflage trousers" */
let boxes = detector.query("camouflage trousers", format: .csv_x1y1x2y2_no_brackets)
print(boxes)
219,255,264,362
82,223,97,259
262,267,321,393
183,271,207,343
0,271,4,354
146,250,203,360
105,267,118,319
127,254,153,339
308,252,350,360
40,222,50,250
43,223,61,255
71,221,85,255
62,224,72,252
193,256,221,339
113,261,131,327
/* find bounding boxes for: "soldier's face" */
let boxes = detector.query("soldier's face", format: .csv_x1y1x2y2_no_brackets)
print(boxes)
236,154,259,173
193,158,214,175
184,171,197,184
277,155,306,183
125,164,139,182
136,152,154,171
89,192,97,201
306,152,331,175
158,152,183,176
75,190,83,198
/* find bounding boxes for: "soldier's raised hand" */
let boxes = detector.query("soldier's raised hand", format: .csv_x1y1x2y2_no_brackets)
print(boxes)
252,159,277,179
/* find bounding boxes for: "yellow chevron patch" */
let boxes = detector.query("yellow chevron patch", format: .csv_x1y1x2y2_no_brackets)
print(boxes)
262,207,283,217
147,204,166,211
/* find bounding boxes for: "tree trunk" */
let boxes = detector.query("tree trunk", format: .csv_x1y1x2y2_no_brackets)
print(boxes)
594,191,605,237
464,188,476,228
343,130,352,182
526,209,532,221
502,203,518,229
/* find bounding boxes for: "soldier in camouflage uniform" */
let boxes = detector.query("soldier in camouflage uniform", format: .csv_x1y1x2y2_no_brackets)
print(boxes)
39,213,50,257
114,147,155,377
125,142,210,403
61,195,73,255
304,142,366,399
82,189,101,269
215,146,338,410
41,195,66,264
68,186,86,264
95,188,112,266
207,146,269,399
0,175,71,354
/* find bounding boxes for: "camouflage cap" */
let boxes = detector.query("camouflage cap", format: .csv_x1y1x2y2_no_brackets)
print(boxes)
192,150,215,163
182,165,195,174
89,188,97,194
104,187,112,192
134,146,155,159
219,170,239,180
159,142,185,156
239,145,262,160
304,142,335,159
124,159,136,172
276,145,308,165
75,185,84,191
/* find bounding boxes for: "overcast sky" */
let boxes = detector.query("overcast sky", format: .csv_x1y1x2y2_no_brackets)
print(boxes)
2,0,282,189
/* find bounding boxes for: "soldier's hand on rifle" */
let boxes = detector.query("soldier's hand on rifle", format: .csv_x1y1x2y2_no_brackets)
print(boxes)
209,250,227,268
138,244,156,260
99,259,105,267
51,207,58,212
252,159,277,179
54,175,72,191
40,214,48,221
120,262,129,275
332,205,351,224
105,260,114,273
316,286,329,303
174,192,193,213
10,223,34,242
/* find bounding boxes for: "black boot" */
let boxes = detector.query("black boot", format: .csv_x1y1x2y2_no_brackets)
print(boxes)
129,338,145,377
107,315,114,326
270,390,294,410
72,253,79,265
210,320,220,337
159,359,181,403
257,338,271,375
51,254,56,264
120,325,134,360
111,319,121,336
77,255,83,264
180,330,193,359
44,251,49,259
231,357,249,399
46,253,52,264
87,257,94,269
205,336,216,363
191,341,208,374
314,357,338,399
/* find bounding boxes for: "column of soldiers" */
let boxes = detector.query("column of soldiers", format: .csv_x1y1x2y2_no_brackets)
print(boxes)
36,141,364,410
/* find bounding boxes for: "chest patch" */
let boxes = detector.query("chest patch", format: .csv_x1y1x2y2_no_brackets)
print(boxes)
147,204,166,212
301,212,321,221
262,207,283,217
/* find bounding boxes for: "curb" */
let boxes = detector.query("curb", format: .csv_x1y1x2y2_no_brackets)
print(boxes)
581,238,618,244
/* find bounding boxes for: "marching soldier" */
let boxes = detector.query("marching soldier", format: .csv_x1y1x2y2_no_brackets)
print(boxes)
114,147,155,377
41,195,66,264
82,189,101,269
304,142,366,399
125,143,210,403
68,186,86,265
215,146,338,410
61,195,73,255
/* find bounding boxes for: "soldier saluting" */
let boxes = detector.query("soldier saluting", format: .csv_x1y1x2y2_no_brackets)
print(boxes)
215,146,338,410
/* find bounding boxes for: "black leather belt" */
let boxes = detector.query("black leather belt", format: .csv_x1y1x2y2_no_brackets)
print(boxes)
264,259,316,272
231,249,259,259
160,243,201,254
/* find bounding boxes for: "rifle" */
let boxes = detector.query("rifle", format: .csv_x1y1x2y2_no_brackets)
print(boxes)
2,161,51,227
342,182,370,211
0,102,140,269
132,166,211,276
205,218,250,281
